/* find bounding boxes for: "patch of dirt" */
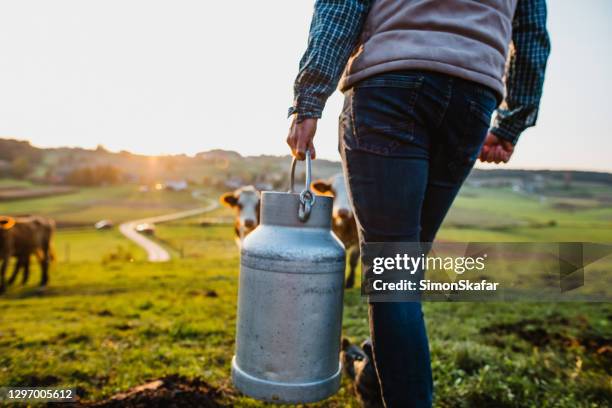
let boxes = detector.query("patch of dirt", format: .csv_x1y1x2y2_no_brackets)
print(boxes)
78,375,233,407
96,309,114,317
113,322,138,331
19,374,61,387
56,333,91,344
480,316,611,368
187,289,218,298
205,290,218,298
481,318,563,347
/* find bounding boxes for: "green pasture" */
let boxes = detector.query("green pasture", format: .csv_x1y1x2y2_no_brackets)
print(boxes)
0,221,610,407
0,181,611,406
0,179,33,188
0,185,205,225
440,185,612,243
53,229,147,263
447,186,611,231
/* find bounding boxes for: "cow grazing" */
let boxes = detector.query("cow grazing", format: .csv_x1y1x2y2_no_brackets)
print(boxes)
0,215,55,293
341,338,383,408
312,174,359,288
220,186,261,246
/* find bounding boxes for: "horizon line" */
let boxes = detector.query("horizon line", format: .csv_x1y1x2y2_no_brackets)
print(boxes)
3,136,612,175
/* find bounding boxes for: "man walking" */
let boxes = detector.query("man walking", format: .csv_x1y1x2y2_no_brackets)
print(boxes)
287,0,550,406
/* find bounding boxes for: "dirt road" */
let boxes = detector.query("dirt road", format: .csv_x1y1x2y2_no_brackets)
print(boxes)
119,195,218,262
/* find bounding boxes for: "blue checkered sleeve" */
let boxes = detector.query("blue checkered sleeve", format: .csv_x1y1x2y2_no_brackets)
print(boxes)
491,0,551,144
288,0,372,121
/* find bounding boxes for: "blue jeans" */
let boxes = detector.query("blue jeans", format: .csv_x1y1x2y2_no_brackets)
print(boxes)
339,70,497,407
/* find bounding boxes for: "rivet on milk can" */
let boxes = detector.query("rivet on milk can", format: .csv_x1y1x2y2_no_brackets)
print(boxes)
231,151,346,404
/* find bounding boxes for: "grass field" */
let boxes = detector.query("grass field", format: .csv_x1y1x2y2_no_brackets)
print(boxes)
0,184,205,226
440,185,612,242
0,181,611,407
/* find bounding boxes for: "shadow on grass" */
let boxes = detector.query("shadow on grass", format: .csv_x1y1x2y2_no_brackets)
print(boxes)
1,285,128,300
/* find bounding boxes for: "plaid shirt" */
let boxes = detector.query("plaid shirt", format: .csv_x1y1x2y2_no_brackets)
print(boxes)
289,0,551,144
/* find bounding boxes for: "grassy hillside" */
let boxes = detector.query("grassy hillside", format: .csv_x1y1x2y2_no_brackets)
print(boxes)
0,138,344,188
0,185,207,227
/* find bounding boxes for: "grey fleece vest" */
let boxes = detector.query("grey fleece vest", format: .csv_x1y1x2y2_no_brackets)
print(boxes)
339,0,518,99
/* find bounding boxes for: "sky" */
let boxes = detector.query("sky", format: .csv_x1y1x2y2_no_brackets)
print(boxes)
0,0,610,171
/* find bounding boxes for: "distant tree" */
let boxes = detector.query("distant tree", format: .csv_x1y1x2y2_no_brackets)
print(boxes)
0,139,42,166
96,165,121,184
11,156,31,179
164,157,177,173
65,165,121,186
66,167,93,185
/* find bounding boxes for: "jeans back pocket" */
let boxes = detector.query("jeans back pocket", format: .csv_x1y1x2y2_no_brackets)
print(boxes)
349,73,426,157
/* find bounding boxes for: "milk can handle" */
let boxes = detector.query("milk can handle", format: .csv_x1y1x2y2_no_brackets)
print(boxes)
289,150,316,223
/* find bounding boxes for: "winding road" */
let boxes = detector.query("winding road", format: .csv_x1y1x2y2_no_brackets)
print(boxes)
119,194,219,262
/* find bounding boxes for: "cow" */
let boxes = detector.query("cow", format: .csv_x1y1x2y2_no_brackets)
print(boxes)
220,186,261,247
312,174,359,288
0,215,55,293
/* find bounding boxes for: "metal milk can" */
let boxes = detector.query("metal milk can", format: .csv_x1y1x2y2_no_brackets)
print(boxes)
232,152,346,404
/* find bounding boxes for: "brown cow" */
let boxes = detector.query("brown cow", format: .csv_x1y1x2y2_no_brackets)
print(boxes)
0,215,55,293
312,173,359,288
220,186,261,247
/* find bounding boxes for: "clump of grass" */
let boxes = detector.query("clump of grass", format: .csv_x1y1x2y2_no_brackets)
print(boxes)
453,343,490,374
169,322,203,341
101,245,134,264
137,300,154,310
